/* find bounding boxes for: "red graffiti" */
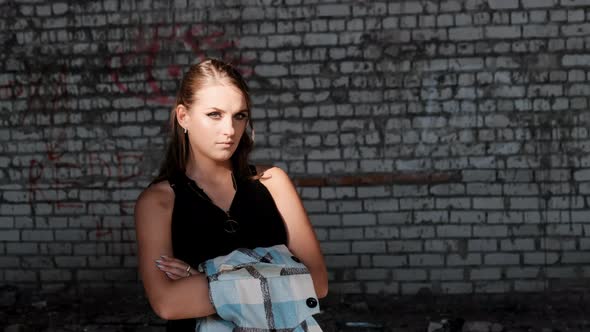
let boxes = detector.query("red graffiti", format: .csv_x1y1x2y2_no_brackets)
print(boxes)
119,201,136,216
28,152,145,216
95,220,113,238
115,152,144,183
87,153,113,178
0,80,25,99
107,23,254,105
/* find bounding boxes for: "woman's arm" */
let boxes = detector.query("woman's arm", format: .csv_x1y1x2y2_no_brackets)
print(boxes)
134,181,216,320
258,166,329,298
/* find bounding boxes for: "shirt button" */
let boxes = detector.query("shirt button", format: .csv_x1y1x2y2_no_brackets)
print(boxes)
306,297,318,308
291,255,301,263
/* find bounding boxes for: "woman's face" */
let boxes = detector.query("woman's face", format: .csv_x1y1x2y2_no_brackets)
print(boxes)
179,83,249,163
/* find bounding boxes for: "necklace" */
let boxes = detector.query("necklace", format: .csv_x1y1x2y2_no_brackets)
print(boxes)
186,172,240,234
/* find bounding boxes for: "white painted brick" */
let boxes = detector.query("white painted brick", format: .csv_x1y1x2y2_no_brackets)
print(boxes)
449,27,483,41
401,283,434,295
436,225,472,237
373,255,407,267
487,212,523,224
5,270,37,282
394,269,427,280
309,214,340,227
447,253,482,266
6,243,37,255
387,240,422,253
524,253,559,264
317,4,350,17
562,0,590,6
22,230,53,241
355,268,388,281
329,227,364,240
451,211,486,223
473,197,504,210
415,211,449,223
562,252,590,263
325,255,359,268
486,26,521,39
363,198,399,212
40,243,71,255
303,33,338,46
0,257,20,268
470,268,502,280
328,200,363,213
523,0,557,7
409,254,444,266
441,282,473,294
320,187,356,199
474,281,511,293
505,267,539,278
514,280,548,292
366,281,399,294
431,269,464,280
424,239,463,252
22,256,54,268
400,226,435,239
342,213,377,226
436,198,470,210
365,226,399,239
574,169,590,181
377,212,412,224
352,241,386,253
320,242,350,254
488,0,519,9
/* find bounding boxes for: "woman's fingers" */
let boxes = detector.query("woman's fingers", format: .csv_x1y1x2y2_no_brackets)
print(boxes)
156,255,193,278
161,256,192,274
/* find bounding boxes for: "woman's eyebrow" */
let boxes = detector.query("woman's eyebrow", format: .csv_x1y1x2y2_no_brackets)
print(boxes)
207,107,248,114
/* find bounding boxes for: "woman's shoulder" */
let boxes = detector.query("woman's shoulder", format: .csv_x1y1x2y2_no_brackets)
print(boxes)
135,179,175,214
252,164,273,176
253,165,292,188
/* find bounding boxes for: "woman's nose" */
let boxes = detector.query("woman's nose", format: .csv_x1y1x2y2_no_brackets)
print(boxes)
222,117,236,136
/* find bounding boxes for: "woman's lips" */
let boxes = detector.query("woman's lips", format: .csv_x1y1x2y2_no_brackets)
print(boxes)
218,142,234,148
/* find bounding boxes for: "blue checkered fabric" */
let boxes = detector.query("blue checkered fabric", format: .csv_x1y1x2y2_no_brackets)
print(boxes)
194,244,323,332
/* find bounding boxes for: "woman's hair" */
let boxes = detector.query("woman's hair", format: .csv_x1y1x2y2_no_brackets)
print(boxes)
149,58,255,186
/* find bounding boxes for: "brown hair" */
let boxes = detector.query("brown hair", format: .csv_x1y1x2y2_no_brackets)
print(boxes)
149,58,255,186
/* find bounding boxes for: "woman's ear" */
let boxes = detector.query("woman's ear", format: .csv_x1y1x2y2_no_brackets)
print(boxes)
175,104,190,129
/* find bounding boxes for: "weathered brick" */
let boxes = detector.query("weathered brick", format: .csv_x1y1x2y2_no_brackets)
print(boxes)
524,252,559,264
449,27,483,41
6,243,38,255
317,4,350,17
441,282,473,294
329,227,364,240
436,225,472,237
324,255,359,268
409,254,444,266
0,230,20,241
352,241,386,253
488,0,519,9
373,255,407,267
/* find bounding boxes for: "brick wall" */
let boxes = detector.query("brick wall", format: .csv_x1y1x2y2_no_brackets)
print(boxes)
1,0,589,295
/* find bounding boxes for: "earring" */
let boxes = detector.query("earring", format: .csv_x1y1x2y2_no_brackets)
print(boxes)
251,128,255,142
184,128,187,134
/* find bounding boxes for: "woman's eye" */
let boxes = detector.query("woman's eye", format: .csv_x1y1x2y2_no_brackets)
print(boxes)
235,113,248,120
207,112,221,118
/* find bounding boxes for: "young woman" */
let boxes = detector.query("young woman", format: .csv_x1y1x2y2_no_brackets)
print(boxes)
134,58,328,331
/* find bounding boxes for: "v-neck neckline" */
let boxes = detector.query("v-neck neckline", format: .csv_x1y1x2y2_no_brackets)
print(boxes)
183,171,238,214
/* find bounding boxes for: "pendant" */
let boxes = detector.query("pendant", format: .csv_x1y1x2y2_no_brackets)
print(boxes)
224,218,240,233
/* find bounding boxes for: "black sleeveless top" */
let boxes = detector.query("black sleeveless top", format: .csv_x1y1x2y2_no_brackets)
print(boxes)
165,165,288,331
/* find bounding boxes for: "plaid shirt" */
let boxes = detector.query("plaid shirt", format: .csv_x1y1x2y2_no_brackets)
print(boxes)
195,244,323,332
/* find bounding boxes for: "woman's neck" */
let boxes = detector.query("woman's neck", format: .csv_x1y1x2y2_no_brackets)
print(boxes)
185,157,233,187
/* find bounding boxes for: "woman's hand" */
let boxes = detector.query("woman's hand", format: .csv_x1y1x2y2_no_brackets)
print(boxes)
155,255,194,280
